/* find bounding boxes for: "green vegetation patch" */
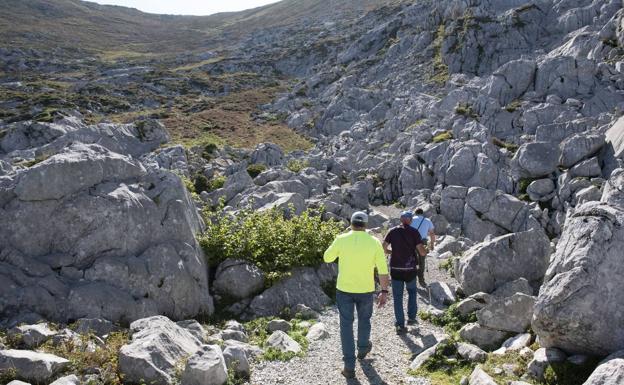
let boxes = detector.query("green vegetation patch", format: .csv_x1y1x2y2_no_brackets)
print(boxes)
409,337,473,385
40,332,129,385
419,304,476,334
455,103,479,119
492,137,519,153
247,163,267,178
286,159,310,173
199,208,343,276
244,317,311,361
431,131,454,143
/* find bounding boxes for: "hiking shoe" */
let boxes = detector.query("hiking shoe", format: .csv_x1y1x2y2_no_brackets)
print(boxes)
341,368,356,379
357,342,372,359
395,325,408,335
407,318,418,326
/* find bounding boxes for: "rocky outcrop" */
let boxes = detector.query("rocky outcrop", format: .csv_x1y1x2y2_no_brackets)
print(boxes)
533,170,624,356
0,349,69,383
0,122,212,326
455,229,551,295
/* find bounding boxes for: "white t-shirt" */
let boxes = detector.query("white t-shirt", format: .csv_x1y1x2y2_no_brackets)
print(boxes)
410,216,434,241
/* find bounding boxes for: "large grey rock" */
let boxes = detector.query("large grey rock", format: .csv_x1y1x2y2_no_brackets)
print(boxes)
605,115,624,159
512,142,560,178
459,323,508,351
181,345,228,385
477,293,536,333
494,333,533,355
0,145,211,324
559,133,605,168
14,142,145,201
248,268,331,317
583,350,624,385
213,259,265,300
266,331,301,354
527,179,555,201
0,350,69,383
455,229,550,296
533,171,624,355
119,316,203,385
409,345,438,370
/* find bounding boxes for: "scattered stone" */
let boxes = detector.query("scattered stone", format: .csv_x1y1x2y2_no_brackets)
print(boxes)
527,347,567,380
7,381,32,385
49,374,80,385
0,350,69,383
429,281,456,305
221,330,248,343
267,319,291,333
457,342,487,363
266,331,301,354
224,320,245,332
469,365,498,385
306,323,329,341
494,333,533,355
583,350,624,385
7,323,57,348
181,345,228,385
223,345,251,378
292,303,321,320
459,323,508,351
456,297,487,316
409,345,437,370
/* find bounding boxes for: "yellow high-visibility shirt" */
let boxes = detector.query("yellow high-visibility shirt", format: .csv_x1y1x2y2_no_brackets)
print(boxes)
323,230,388,293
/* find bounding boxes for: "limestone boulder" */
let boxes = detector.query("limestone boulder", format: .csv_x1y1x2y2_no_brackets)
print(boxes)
213,259,265,301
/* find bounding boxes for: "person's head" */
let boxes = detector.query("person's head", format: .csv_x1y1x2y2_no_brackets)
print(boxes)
415,208,424,216
400,210,413,225
350,211,368,230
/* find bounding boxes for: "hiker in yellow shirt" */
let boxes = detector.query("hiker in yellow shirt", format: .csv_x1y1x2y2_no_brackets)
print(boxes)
323,211,389,379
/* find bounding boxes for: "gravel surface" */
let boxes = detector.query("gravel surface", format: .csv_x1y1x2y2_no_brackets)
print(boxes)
249,253,456,385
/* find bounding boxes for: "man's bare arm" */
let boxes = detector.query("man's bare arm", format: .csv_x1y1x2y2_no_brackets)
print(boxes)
377,274,390,307
428,229,436,250
417,244,427,257
382,241,391,255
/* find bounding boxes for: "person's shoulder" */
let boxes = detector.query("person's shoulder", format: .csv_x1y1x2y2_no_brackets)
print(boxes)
425,218,434,227
336,231,352,240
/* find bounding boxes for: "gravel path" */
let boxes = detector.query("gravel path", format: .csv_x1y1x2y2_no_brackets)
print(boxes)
249,255,456,385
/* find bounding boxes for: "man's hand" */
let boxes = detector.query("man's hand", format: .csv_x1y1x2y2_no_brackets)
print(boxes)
377,291,388,308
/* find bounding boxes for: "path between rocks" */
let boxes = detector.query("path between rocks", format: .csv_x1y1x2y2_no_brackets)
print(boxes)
249,258,453,385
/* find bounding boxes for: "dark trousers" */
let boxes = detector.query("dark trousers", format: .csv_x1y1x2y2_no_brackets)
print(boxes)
336,290,374,370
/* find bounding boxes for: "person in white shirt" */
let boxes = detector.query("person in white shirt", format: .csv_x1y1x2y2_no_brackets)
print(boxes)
410,208,436,287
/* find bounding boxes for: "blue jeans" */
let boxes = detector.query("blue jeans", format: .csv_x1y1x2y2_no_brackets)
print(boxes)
392,278,417,327
336,290,374,370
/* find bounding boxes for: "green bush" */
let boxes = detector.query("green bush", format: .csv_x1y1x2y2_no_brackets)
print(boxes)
199,208,343,275
432,131,453,143
247,163,267,178
286,159,309,173
194,173,210,193
209,175,226,191
419,304,476,334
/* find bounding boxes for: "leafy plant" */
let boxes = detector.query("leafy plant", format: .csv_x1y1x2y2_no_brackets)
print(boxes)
419,304,476,334
193,173,210,193
40,332,129,385
199,207,343,275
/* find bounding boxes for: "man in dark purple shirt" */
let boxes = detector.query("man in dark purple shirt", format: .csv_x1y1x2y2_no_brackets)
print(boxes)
383,211,427,334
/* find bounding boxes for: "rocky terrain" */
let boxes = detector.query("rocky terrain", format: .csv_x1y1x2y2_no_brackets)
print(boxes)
1,0,624,384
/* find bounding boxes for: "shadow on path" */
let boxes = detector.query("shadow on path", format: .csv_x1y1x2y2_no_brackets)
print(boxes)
359,358,391,385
